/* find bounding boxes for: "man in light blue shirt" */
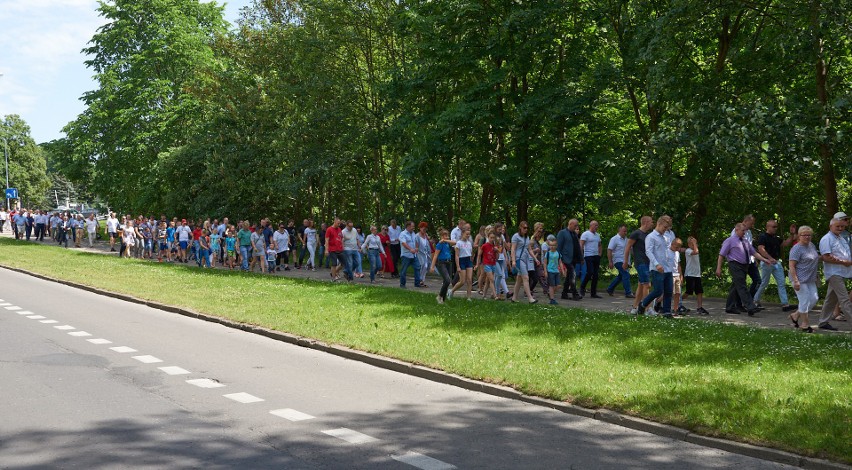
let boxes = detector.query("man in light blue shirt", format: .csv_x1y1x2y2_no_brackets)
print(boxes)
817,217,852,330
638,216,675,317
398,221,421,288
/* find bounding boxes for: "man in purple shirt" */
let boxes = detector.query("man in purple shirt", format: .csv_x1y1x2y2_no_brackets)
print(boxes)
716,223,770,315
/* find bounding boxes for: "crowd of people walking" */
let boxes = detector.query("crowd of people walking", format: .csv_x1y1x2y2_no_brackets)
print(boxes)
2,206,850,332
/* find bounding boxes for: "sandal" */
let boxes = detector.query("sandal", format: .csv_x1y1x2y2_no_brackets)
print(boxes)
834,314,847,322
788,313,799,328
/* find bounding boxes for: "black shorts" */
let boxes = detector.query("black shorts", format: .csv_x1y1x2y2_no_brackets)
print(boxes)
684,276,703,295
328,251,346,267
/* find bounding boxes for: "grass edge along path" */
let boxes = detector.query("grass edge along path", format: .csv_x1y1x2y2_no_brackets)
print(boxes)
0,239,849,464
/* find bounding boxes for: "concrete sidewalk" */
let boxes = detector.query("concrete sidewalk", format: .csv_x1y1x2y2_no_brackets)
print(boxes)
3,228,848,334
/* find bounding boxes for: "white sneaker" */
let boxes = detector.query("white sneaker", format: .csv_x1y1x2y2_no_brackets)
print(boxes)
447,290,454,299
436,296,443,304
630,307,638,315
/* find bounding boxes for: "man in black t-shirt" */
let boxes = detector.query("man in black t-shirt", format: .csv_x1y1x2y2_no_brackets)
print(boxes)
295,219,307,269
624,216,654,314
754,219,797,311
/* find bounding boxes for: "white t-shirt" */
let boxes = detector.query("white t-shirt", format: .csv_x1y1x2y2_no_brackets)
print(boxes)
580,231,601,257
304,227,317,246
455,239,472,258
0,210,6,221
176,225,192,242
684,248,701,278
85,219,98,232
273,230,289,253
107,217,119,232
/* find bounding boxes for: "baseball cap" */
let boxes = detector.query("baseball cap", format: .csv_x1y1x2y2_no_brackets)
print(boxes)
834,212,849,220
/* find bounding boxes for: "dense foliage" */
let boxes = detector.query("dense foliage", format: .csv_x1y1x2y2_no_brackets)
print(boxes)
54,0,851,247
1,115,51,209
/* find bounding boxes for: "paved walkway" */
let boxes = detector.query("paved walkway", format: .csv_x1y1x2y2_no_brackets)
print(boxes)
3,228,849,334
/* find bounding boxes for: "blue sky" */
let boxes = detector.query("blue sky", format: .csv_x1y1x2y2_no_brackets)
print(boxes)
0,0,250,144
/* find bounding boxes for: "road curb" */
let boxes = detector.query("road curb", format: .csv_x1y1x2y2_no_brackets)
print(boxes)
2,264,848,470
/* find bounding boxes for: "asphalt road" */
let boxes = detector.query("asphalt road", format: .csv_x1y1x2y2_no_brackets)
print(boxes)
0,268,796,469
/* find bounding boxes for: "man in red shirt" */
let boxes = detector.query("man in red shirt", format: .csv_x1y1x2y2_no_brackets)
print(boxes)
325,217,347,281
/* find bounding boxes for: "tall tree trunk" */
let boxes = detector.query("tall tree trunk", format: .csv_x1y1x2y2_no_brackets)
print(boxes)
811,0,838,217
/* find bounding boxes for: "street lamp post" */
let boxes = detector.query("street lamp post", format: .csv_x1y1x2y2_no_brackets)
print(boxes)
3,137,8,211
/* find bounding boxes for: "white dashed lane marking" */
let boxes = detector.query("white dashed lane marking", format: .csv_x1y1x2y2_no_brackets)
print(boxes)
321,428,379,445
186,378,226,389
54,325,75,330
158,366,190,375
4,306,21,311
68,331,92,337
87,338,113,345
269,409,315,422
17,311,34,315
40,320,58,324
0,302,11,306
223,392,264,404
392,452,457,470
110,346,137,353
26,315,46,320
132,355,163,364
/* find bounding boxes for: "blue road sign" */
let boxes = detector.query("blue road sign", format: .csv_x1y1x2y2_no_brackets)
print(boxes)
5,188,18,199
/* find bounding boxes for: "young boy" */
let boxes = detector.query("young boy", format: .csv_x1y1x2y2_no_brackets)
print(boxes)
543,235,563,305
266,242,278,274
142,223,154,259
669,238,686,315
157,222,168,262
477,231,498,299
225,228,237,270
683,236,707,314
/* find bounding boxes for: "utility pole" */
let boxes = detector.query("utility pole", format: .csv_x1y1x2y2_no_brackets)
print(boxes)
3,137,8,211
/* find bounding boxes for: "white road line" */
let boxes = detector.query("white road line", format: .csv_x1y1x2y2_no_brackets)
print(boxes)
158,366,191,375
4,306,21,311
132,355,163,364
26,315,46,320
17,311,34,315
321,428,379,445
269,409,315,422
109,346,137,353
68,331,92,337
40,320,59,324
392,452,457,470
54,325,76,330
223,392,264,404
87,338,113,345
186,378,226,389
0,302,12,306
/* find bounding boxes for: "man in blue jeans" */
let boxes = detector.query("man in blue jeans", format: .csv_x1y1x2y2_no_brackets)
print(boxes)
606,224,633,298
638,216,675,317
754,219,797,312
341,221,360,281
398,221,421,288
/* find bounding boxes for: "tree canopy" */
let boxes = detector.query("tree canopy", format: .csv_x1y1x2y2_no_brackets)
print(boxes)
53,0,851,246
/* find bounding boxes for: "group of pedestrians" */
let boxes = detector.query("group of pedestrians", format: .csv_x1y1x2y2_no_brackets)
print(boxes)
6,206,851,331
0,208,101,248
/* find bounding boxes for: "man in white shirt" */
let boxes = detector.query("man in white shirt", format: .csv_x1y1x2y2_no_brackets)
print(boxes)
106,213,119,251
388,219,402,278
0,208,6,233
606,224,632,298
817,217,852,331
579,220,602,298
85,214,99,247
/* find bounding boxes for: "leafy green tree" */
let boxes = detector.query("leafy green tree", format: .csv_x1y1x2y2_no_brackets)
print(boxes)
1,115,50,209
64,0,228,213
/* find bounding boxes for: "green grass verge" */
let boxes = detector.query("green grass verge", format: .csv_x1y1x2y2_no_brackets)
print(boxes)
1,238,849,463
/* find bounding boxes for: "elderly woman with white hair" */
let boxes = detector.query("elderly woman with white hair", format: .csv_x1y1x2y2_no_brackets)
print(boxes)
788,226,820,332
